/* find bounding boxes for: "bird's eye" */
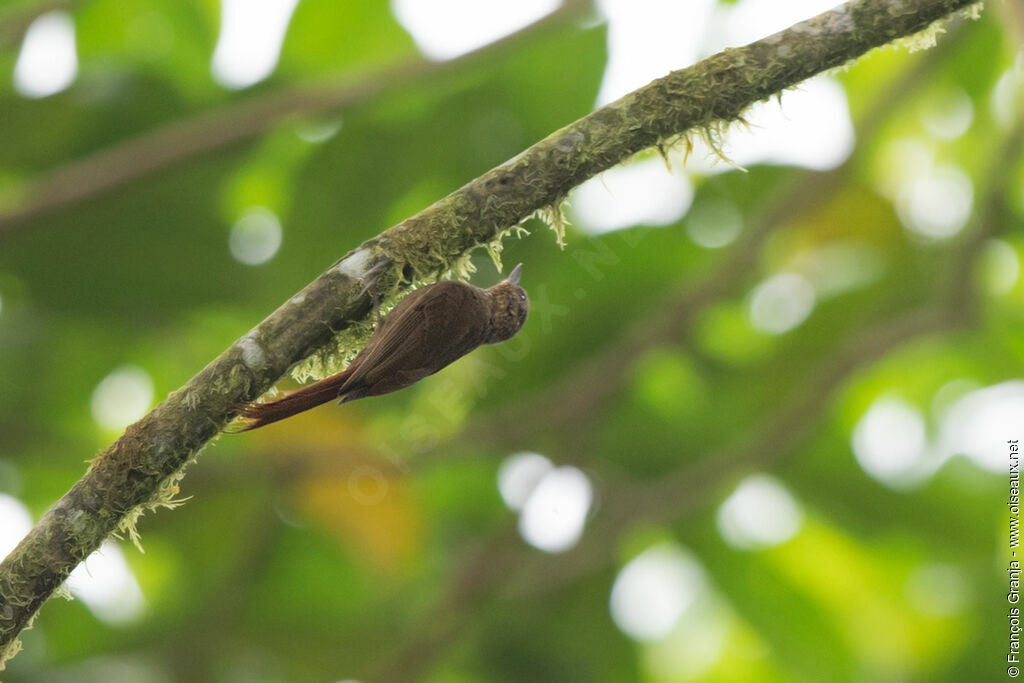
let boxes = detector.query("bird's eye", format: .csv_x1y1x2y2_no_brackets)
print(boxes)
519,293,526,301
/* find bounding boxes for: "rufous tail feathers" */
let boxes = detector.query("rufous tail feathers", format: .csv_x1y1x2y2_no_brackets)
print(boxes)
235,368,354,431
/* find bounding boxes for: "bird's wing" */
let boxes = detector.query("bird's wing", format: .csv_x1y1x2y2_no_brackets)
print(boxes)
342,282,489,396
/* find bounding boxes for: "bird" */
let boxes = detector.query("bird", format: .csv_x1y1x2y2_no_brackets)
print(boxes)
235,263,529,431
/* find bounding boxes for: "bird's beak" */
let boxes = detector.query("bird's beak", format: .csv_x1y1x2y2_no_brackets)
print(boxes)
508,263,523,286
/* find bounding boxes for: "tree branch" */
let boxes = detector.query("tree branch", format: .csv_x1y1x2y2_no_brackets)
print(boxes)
0,0,982,666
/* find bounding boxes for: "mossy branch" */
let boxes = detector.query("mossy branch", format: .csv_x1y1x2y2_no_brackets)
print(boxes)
0,0,981,666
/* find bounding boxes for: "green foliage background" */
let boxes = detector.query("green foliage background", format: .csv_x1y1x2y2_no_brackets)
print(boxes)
0,1,1021,681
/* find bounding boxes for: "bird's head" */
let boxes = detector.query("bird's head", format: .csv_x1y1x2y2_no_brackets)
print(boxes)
485,263,529,343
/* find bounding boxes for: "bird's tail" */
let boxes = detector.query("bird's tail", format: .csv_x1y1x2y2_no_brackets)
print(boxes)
232,368,355,431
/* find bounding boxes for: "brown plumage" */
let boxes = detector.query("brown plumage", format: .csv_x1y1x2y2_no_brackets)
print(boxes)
235,264,529,431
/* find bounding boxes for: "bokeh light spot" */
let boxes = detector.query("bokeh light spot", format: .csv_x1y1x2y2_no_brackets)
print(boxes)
991,63,1024,131
91,366,154,431
67,541,146,625
980,239,1020,295
686,199,743,249
295,117,343,144
212,0,299,89
898,163,973,240
609,543,706,641
748,273,816,335
939,381,1024,472
0,494,33,559
229,207,283,265
392,0,558,60
518,466,591,553
852,396,928,486
572,157,693,234
716,474,803,550
796,243,885,298
497,452,553,511
717,0,849,46
14,11,78,99
595,0,714,105
919,87,973,140
874,137,935,200
688,77,854,173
